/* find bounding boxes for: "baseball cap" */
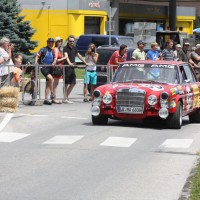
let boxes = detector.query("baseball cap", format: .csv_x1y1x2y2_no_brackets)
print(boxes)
47,38,55,42
137,40,146,46
176,44,181,48
184,42,190,46
54,36,63,42
196,44,200,48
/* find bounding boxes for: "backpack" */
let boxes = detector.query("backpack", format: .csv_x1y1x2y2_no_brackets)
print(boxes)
38,47,55,64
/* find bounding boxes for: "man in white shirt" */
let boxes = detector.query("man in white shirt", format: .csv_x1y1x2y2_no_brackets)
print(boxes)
0,37,14,87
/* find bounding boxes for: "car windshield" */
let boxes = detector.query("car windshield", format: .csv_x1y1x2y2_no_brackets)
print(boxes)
112,63,179,84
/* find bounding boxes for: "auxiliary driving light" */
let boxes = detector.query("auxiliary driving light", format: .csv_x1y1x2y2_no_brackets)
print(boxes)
91,106,100,116
159,108,169,119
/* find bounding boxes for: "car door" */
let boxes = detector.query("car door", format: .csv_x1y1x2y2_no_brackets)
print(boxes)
180,64,199,112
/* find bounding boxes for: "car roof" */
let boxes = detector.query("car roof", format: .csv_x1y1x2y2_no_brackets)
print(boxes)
123,60,188,65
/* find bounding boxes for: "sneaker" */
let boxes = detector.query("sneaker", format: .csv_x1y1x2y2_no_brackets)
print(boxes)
50,92,55,100
63,99,73,104
44,100,52,105
52,99,62,104
83,98,90,103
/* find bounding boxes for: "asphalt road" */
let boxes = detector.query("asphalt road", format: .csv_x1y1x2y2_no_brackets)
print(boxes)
0,81,200,200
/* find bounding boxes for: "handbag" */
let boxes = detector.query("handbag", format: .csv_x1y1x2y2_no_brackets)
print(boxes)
51,66,63,76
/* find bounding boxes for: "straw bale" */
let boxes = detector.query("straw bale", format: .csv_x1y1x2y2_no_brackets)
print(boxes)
0,86,19,98
0,106,17,113
0,97,18,108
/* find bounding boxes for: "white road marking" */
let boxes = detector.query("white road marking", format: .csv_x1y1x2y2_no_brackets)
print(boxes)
19,114,48,117
0,132,30,143
43,135,84,144
0,114,14,132
159,139,193,148
188,124,200,125
100,137,137,148
61,116,88,120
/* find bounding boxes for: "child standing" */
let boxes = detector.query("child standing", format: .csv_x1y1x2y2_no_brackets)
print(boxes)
11,54,23,87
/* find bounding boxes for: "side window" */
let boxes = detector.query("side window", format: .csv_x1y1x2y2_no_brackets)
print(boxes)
179,65,187,83
76,36,91,47
91,37,107,47
182,64,196,83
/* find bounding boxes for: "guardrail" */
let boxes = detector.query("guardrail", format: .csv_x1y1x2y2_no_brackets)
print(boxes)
0,64,116,106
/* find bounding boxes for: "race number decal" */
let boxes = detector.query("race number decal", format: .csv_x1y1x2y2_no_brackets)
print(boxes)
186,86,192,111
139,84,164,91
191,85,199,108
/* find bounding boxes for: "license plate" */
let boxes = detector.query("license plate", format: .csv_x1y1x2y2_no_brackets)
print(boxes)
117,106,143,114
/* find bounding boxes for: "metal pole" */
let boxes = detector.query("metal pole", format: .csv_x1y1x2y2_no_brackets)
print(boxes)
169,0,176,31
109,6,111,46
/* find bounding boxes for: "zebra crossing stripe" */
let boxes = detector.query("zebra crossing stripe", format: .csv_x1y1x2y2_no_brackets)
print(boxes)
43,135,84,144
100,137,137,148
159,139,193,148
0,132,30,143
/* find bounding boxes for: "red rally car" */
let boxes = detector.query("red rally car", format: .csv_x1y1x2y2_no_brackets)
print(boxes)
91,60,200,129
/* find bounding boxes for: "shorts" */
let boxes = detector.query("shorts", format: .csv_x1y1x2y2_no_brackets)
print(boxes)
41,66,52,80
64,68,76,84
84,71,97,85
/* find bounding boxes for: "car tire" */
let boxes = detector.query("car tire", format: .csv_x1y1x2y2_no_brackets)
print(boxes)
189,109,200,123
166,101,182,129
92,115,108,125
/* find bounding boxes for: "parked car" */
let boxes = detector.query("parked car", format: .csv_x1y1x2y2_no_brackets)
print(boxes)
91,60,200,129
76,34,134,56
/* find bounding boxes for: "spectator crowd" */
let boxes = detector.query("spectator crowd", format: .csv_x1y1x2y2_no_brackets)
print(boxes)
0,35,200,106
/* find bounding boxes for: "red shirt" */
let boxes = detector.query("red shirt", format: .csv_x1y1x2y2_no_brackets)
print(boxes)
107,50,127,71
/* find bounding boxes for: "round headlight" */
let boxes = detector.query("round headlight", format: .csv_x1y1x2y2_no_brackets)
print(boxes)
161,92,169,100
93,90,101,98
103,94,112,104
148,95,157,106
91,106,100,116
159,108,169,119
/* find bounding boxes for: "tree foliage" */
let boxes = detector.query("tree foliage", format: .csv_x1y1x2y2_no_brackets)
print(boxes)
0,0,38,63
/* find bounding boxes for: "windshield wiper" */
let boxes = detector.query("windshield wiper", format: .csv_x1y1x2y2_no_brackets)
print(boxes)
147,80,168,84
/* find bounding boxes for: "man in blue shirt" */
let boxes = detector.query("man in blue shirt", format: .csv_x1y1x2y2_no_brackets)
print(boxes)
35,38,56,105
147,42,161,60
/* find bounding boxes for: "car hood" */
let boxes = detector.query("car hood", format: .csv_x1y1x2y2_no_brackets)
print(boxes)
96,82,179,96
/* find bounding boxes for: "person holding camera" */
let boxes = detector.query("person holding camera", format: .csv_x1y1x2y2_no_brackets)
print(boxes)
0,37,14,87
83,43,98,102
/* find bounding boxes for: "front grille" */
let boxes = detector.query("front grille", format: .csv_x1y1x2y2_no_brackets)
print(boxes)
116,88,146,114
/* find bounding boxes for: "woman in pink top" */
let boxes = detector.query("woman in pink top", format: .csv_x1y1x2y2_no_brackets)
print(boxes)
107,44,128,73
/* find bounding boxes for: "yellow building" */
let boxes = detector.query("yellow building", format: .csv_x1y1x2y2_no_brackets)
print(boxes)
18,0,196,51
19,0,109,51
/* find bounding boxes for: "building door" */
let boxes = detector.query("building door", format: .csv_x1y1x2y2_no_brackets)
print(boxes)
84,17,100,34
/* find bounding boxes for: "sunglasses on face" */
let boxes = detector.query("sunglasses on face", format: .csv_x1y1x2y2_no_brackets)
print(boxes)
69,40,74,43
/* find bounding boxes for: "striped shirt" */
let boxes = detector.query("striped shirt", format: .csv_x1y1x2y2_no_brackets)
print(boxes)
162,48,174,61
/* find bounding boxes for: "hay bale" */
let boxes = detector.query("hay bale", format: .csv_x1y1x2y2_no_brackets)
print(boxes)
0,97,19,108
0,86,19,98
0,106,17,113
0,86,19,113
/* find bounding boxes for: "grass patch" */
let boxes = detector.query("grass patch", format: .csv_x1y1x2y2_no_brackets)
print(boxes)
189,162,200,200
75,68,85,79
